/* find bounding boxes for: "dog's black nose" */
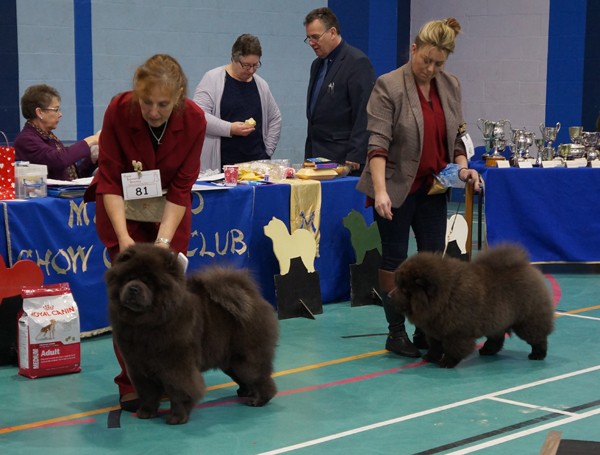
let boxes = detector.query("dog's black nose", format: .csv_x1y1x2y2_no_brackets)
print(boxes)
128,285,139,295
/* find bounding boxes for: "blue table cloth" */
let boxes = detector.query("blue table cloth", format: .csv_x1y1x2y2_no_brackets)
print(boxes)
0,177,373,331
469,162,600,263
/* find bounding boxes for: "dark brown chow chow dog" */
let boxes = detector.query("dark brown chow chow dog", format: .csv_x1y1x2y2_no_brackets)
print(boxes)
390,245,555,368
105,244,279,424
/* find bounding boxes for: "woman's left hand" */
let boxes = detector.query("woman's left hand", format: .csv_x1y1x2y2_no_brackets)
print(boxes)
459,168,480,192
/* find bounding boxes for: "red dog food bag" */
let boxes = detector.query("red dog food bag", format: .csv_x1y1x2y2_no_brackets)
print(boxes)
18,283,81,379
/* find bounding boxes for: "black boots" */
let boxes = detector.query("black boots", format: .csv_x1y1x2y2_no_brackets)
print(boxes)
412,326,429,350
379,269,422,358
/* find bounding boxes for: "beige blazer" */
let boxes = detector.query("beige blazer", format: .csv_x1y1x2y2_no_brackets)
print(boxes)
356,62,466,208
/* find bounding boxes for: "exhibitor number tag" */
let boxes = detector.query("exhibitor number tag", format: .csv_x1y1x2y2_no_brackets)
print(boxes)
121,170,162,201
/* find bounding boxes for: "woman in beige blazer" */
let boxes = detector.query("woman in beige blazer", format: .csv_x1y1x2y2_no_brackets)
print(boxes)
357,18,480,358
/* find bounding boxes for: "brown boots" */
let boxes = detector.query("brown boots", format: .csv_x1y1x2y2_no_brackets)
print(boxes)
379,269,421,358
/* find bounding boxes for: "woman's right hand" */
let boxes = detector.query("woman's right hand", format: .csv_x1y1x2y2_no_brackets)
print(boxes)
118,235,135,253
230,122,255,137
374,191,393,220
84,132,100,147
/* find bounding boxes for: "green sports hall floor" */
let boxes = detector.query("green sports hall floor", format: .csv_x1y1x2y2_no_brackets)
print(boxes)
1,204,600,454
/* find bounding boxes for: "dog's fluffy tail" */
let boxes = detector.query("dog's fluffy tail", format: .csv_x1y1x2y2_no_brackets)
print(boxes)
188,267,265,321
473,244,530,270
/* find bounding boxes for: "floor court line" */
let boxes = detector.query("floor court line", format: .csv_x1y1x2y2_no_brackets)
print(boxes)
444,406,600,455
254,364,600,455
486,397,578,416
555,312,600,321
416,399,600,455
557,304,600,315
0,349,391,434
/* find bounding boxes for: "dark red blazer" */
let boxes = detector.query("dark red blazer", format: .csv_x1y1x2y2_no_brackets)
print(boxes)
85,91,206,254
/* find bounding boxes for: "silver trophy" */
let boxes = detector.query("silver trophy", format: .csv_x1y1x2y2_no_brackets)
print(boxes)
478,118,510,163
539,122,561,157
569,126,583,145
523,132,535,160
534,138,545,166
510,128,528,163
581,131,600,161
508,142,525,167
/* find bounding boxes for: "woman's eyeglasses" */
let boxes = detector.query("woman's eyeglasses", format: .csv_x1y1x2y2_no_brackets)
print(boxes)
237,61,261,70
43,107,61,113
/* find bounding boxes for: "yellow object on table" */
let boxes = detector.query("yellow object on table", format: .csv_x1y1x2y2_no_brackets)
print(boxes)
295,168,337,181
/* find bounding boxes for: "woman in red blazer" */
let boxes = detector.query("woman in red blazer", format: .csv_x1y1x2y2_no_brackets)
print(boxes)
85,54,206,412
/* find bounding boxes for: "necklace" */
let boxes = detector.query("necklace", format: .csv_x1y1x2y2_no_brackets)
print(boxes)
148,117,169,145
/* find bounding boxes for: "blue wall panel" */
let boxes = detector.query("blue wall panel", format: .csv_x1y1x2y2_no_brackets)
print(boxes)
330,0,402,77
582,0,600,131
545,0,587,144
396,0,411,68
0,0,20,142
74,0,94,140
368,0,398,76
329,0,370,56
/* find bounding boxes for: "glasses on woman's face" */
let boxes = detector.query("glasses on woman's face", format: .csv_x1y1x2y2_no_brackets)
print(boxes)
43,107,61,113
237,60,262,71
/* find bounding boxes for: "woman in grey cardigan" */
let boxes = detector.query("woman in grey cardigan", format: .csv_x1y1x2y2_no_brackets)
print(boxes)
357,18,480,359
193,34,282,172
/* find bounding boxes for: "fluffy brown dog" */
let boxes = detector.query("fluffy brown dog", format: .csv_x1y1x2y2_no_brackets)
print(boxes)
390,245,555,368
105,244,279,424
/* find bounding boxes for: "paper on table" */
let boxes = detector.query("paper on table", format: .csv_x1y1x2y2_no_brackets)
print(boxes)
47,177,94,186
192,183,231,191
197,173,224,182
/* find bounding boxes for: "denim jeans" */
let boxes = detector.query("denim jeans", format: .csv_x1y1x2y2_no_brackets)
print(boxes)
375,183,448,331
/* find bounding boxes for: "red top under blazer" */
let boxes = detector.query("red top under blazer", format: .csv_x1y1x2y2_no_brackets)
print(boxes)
85,91,207,254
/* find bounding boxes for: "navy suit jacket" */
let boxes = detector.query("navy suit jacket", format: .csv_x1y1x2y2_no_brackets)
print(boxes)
305,42,375,164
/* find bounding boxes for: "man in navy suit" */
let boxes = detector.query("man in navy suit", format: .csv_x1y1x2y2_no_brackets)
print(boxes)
304,7,376,176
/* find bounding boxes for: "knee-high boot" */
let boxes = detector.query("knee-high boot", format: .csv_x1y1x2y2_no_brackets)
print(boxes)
379,269,421,358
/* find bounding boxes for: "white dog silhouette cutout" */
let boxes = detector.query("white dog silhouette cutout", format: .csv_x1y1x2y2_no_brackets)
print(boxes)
264,217,316,275
446,214,469,255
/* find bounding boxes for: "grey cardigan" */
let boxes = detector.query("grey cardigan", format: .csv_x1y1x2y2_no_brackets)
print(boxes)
193,65,282,172
356,63,466,208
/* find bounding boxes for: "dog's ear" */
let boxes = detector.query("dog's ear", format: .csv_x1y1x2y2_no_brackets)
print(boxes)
116,249,134,264
410,277,434,314
415,277,436,299
167,250,177,268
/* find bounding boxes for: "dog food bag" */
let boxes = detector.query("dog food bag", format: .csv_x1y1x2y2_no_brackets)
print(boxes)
18,283,81,379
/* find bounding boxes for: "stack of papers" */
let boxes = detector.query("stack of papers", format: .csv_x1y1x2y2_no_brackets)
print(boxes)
47,178,93,198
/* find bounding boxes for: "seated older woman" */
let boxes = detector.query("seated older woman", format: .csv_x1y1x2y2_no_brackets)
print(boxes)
14,84,100,181
193,34,282,171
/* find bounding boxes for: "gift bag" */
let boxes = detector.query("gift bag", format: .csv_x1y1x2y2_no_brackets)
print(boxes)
0,131,15,200
18,283,81,379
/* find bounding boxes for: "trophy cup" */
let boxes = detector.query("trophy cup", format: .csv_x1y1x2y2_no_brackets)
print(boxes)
510,128,527,165
569,126,585,157
534,138,545,166
508,142,525,167
476,118,495,161
522,132,535,160
557,144,570,164
569,126,583,144
478,118,510,166
539,122,561,158
581,131,600,162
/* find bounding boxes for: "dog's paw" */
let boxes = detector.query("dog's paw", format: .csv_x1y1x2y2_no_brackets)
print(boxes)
479,338,505,356
236,386,249,398
438,355,460,369
136,408,158,420
529,344,547,360
422,351,443,364
246,395,271,407
166,412,190,425
528,352,547,360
